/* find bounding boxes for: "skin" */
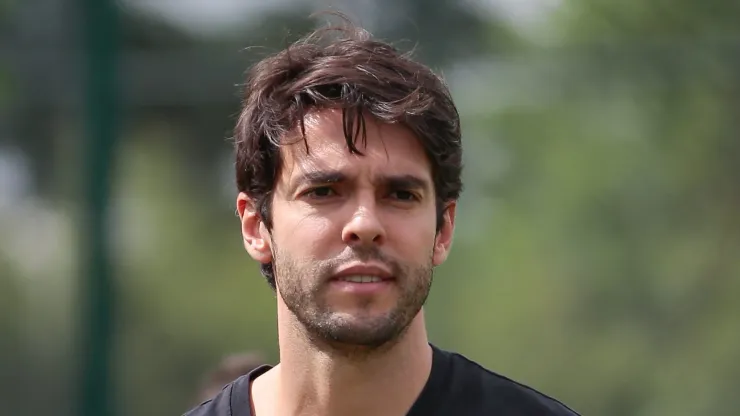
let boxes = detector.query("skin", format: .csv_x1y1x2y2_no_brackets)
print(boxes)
237,108,456,416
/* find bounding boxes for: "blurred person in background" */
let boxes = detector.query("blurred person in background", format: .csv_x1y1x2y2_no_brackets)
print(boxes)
185,12,579,416
195,352,267,404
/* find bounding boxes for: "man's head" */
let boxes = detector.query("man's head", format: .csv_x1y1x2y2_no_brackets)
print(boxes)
235,15,462,352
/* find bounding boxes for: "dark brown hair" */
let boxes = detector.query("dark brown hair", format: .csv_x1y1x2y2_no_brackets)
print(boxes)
235,13,463,289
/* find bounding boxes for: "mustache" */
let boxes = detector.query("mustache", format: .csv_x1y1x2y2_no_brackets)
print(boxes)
321,247,401,276
335,246,390,263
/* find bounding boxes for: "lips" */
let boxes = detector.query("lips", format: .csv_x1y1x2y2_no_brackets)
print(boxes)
338,275,384,283
331,263,394,282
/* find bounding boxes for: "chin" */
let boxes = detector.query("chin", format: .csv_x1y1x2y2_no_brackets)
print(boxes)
328,306,397,322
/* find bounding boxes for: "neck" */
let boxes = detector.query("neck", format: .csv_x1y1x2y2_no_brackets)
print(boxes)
271,303,433,416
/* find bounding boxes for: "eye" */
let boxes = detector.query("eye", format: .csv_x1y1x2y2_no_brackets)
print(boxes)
304,186,336,198
390,190,418,201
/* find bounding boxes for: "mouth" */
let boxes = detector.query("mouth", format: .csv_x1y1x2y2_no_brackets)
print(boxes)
329,275,394,296
330,262,394,282
329,263,396,294
334,275,392,284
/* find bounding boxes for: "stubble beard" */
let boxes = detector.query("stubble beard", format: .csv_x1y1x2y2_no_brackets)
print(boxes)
273,244,434,357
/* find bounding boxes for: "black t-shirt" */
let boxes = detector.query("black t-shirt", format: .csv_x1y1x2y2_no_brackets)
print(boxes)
184,345,579,415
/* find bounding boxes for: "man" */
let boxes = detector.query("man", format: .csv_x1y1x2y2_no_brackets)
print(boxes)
185,14,579,416
195,352,266,404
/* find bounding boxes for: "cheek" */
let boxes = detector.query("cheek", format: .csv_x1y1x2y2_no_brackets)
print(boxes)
272,205,339,256
387,214,437,258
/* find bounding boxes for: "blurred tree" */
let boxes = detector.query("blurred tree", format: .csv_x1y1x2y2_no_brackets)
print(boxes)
441,1,740,415
362,0,520,65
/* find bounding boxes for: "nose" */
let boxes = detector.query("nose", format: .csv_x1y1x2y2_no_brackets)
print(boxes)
341,203,386,246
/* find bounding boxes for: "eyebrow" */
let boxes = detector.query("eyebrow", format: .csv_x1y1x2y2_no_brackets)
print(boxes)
292,170,430,193
383,174,430,192
296,170,347,187
287,170,345,194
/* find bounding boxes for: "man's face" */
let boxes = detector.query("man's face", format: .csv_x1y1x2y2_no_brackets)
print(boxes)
239,109,455,350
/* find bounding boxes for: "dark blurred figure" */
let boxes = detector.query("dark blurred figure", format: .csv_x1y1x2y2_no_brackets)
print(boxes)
196,352,266,403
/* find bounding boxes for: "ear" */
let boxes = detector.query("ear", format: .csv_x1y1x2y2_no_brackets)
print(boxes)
236,192,272,264
432,201,456,267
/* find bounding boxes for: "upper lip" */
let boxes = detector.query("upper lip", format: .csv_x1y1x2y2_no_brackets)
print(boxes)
332,263,394,280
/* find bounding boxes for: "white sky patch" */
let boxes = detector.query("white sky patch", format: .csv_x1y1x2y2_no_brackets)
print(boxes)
121,0,561,36
121,0,301,35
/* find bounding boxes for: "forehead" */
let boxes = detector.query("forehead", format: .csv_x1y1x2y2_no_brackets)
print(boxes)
279,109,431,182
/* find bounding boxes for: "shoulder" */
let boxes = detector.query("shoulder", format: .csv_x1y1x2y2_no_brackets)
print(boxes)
181,382,233,416
439,347,580,415
182,364,272,416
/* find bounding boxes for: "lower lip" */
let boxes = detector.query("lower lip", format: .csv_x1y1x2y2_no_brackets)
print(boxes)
329,279,394,294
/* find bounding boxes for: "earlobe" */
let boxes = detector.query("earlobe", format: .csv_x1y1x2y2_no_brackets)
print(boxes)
237,193,273,264
432,201,456,267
